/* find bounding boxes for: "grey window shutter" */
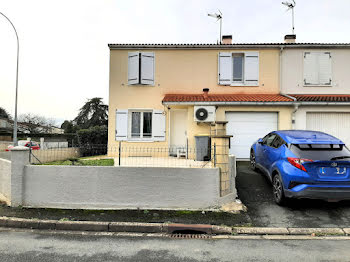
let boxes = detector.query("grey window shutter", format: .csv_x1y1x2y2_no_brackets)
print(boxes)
152,110,165,141
141,52,155,85
304,52,319,85
318,52,332,85
115,109,128,141
128,52,139,85
218,52,232,85
244,52,259,86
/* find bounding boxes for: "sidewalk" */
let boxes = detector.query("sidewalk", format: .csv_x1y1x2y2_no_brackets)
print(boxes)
1,204,349,236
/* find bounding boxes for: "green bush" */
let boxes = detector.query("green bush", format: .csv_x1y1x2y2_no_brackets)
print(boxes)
77,126,108,156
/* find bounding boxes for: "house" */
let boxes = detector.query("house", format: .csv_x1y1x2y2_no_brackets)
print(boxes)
281,35,350,146
108,36,294,159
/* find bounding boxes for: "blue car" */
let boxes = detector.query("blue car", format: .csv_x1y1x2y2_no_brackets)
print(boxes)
250,130,350,205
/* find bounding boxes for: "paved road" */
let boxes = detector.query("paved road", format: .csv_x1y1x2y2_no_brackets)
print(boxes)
0,151,10,161
236,161,350,228
0,229,349,262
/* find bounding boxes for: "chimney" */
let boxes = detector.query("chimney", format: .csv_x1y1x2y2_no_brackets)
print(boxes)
222,35,232,44
284,34,296,43
203,88,209,99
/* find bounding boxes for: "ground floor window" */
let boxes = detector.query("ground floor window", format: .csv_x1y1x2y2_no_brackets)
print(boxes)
130,111,152,139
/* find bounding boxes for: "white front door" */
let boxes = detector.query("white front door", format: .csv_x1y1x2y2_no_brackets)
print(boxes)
170,109,188,148
226,112,278,159
306,112,350,146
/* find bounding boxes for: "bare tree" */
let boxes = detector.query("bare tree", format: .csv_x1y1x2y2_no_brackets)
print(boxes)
18,113,57,134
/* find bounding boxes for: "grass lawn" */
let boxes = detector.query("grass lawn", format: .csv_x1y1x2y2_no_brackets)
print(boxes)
39,158,114,166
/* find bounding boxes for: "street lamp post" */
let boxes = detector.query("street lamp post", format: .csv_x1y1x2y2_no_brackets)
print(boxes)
0,11,19,146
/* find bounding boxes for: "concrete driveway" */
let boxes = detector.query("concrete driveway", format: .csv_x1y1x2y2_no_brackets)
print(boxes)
236,161,350,228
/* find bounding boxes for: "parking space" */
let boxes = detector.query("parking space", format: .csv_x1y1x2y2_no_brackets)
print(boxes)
236,161,350,228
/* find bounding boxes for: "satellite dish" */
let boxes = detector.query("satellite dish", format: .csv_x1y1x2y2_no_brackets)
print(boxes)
208,10,223,44
282,0,296,34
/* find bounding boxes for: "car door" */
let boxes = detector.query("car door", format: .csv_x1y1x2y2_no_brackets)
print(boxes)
260,133,277,169
264,135,285,171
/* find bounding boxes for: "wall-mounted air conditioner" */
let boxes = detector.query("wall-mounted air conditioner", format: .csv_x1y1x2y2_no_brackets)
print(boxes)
194,106,216,122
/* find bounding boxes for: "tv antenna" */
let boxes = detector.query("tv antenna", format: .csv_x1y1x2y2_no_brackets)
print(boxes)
282,0,296,34
208,10,223,44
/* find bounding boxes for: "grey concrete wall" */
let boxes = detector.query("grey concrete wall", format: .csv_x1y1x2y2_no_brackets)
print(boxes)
23,165,220,210
0,157,11,203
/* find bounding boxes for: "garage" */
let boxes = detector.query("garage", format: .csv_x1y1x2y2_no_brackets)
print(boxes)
306,112,350,146
226,112,278,159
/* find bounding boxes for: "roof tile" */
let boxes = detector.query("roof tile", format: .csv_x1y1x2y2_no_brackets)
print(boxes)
162,94,293,103
290,94,350,102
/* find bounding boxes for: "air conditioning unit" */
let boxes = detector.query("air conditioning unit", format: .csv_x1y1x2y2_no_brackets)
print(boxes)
194,106,216,122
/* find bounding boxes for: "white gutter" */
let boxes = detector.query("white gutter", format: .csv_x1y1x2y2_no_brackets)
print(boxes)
163,101,295,106
163,101,350,106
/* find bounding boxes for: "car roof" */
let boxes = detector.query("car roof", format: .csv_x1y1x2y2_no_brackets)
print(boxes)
274,130,344,144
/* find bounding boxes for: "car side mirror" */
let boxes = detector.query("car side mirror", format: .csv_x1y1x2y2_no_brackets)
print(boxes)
258,138,263,144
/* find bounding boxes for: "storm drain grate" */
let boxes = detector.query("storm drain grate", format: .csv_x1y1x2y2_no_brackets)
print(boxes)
169,234,212,239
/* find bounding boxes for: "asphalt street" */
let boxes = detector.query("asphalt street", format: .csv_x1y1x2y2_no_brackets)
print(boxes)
0,229,349,262
236,161,350,228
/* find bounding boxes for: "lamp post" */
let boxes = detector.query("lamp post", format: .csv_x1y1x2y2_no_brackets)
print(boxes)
0,11,19,146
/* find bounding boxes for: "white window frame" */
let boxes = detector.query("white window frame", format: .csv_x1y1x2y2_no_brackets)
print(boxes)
128,52,155,86
128,109,153,141
303,51,332,87
219,51,259,87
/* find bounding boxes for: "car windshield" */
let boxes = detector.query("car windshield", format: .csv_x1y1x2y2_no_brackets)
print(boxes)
290,144,350,161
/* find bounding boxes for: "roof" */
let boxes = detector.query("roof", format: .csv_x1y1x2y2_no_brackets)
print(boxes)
108,43,350,50
162,94,293,103
275,130,344,144
290,94,350,102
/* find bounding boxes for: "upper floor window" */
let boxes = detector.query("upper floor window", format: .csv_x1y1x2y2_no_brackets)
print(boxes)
218,52,259,86
128,52,155,85
304,52,332,86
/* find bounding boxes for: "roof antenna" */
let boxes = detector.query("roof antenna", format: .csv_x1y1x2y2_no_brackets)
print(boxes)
208,10,223,44
282,0,296,34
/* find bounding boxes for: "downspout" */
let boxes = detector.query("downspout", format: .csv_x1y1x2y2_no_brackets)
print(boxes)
282,94,299,130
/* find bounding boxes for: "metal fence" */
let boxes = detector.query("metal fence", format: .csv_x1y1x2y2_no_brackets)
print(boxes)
29,144,217,168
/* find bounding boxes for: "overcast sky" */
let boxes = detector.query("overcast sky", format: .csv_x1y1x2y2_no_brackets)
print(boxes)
1,0,350,125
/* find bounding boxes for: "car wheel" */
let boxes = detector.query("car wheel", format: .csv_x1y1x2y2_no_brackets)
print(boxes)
272,174,286,205
250,150,257,171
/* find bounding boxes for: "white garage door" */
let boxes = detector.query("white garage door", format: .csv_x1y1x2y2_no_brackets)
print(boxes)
226,112,278,159
306,112,350,146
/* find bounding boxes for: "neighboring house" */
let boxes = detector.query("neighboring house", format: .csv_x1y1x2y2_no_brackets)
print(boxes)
281,38,350,146
0,117,12,131
108,36,295,159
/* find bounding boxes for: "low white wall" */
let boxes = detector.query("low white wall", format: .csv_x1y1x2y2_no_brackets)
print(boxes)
41,142,68,149
22,165,220,210
0,158,11,203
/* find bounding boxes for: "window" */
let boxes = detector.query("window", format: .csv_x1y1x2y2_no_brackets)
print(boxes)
265,134,277,147
130,111,152,138
115,109,165,141
304,52,332,86
128,52,155,85
218,52,259,86
233,54,244,83
290,144,350,161
271,136,286,149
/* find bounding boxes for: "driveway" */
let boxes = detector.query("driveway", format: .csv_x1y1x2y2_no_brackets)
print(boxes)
236,161,350,228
